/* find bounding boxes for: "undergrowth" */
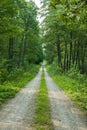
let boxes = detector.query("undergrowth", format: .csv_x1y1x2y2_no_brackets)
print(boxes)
0,65,39,106
47,65,87,113
34,71,53,130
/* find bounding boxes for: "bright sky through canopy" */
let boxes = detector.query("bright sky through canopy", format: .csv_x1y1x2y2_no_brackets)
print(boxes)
33,0,41,8
25,0,42,23
33,0,42,23
25,0,41,8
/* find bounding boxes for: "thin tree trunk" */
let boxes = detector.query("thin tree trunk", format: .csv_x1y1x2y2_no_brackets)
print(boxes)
8,37,14,71
66,52,69,70
18,36,24,67
22,35,27,66
81,42,86,73
56,36,62,67
18,45,22,67
72,40,76,65
64,39,67,71
69,31,72,69
76,39,80,69
8,37,14,60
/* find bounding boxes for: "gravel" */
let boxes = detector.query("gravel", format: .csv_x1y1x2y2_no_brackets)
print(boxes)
0,67,87,130
44,68,87,130
0,68,42,130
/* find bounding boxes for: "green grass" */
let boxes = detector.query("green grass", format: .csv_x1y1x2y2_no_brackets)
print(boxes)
0,65,39,106
34,71,53,130
47,65,87,113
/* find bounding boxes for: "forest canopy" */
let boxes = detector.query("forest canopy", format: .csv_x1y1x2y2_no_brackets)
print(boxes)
41,0,87,73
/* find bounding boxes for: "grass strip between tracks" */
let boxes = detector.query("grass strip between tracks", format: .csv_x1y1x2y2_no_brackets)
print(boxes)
34,71,53,130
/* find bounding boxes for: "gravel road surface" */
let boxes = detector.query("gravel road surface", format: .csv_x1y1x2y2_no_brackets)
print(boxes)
0,67,87,130
0,68,42,130
44,68,87,130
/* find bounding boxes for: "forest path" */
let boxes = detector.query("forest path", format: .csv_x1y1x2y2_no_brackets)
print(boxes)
44,68,87,130
0,68,42,130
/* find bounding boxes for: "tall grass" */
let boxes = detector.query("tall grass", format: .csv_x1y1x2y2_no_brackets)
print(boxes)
34,71,53,130
0,65,39,106
47,65,87,113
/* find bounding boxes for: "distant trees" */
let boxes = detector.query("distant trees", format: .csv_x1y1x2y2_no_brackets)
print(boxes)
0,0,43,73
41,0,87,73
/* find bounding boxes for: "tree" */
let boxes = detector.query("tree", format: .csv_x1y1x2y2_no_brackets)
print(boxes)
41,0,87,73
0,0,42,76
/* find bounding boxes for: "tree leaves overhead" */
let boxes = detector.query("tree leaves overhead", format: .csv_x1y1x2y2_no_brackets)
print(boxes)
42,0,87,73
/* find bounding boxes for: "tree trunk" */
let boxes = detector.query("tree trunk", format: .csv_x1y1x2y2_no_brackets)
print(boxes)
64,39,67,71
8,37,14,71
69,31,72,69
81,42,86,73
56,36,62,67
22,35,27,66
8,37,14,60
72,40,76,65
18,36,24,67
76,39,80,69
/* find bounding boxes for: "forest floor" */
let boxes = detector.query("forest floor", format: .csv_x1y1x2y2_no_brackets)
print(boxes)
0,68,87,130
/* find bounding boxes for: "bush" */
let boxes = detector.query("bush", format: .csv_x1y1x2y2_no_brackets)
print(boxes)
67,66,86,85
0,64,40,106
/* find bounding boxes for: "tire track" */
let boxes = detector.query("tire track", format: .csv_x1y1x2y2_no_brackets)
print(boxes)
0,68,42,130
44,68,87,130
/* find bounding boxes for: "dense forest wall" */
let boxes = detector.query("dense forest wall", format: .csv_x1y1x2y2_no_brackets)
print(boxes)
0,0,42,74
42,0,87,73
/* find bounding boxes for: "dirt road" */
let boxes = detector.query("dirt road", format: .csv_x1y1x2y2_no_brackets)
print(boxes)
0,68,42,130
44,68,87,130
0,67,87,130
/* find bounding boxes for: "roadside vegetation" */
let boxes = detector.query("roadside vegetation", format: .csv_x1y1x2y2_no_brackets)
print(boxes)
47,65,87,113
0,1,42,106
0,65,39,106
34,71,53,130
41,0,87,115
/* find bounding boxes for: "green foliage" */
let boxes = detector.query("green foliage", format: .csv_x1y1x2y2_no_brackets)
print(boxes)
0,0,42,75
34,71,53,130
0,0,43,106
0,65,39,106
48,65,87,112
67,66,82,79
41,0,87,73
